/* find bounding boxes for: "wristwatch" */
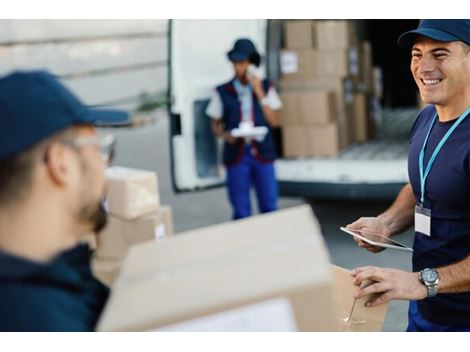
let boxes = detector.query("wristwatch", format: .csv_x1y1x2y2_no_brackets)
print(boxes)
419,267,440,298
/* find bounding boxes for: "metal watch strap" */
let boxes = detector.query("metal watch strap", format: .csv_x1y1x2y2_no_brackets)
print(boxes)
426,282,438,298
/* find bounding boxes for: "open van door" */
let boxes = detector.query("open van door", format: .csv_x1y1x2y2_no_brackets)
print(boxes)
168,19,267,192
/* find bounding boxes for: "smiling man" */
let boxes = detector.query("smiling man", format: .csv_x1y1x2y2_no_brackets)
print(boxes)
346,20,470,331
0,71,127,331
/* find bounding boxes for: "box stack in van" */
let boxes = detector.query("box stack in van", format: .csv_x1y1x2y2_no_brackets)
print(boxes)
91,166,174,286
279,20,378,157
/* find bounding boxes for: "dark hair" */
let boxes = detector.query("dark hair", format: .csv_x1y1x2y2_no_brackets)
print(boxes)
0,127,75,206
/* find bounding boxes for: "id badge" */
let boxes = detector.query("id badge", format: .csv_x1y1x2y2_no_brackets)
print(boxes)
415,205,431,236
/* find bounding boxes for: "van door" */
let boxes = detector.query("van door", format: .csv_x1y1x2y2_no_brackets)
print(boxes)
168,19,267,192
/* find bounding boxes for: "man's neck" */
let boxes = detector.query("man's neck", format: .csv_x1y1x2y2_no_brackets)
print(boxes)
435,95,470,122
0,198,80,263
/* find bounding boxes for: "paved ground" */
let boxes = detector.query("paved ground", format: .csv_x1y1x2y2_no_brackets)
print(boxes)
103,114,413,331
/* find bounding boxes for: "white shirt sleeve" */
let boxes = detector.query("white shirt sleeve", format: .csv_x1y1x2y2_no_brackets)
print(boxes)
205,90,223,119
265,86,283,111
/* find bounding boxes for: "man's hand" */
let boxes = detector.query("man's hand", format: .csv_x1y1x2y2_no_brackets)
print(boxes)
352,266,427,307
223,132,238,145
346,217,392,253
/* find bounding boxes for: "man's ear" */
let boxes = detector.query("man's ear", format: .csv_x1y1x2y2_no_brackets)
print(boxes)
44,143,71,187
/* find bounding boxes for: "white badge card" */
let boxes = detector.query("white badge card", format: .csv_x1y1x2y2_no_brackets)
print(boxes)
415,205,431,236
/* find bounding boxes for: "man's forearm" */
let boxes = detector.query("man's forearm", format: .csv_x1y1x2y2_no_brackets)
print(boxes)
437,255,470,293
377,183,415,236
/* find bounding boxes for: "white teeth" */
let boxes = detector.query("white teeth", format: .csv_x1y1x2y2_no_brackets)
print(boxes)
423,79,441,85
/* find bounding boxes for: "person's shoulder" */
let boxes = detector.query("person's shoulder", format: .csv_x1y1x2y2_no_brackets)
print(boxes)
410,104,436,138
0,284,90,331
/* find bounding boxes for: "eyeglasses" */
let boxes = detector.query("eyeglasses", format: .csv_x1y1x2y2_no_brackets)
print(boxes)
60,134,116,164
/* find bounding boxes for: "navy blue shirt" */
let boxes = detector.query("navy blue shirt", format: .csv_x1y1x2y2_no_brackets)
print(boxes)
0,244,109,331
408,104,470,326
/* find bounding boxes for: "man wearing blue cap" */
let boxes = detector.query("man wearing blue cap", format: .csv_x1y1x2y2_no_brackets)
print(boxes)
206,38,282,220
0,70,128,331
347,20,470,331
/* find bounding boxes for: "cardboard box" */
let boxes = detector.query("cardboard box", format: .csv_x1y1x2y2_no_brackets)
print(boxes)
95,206,174,259
316,47,361,78
92,258,123,287
105,166,160,219
280,90,336,126
284,20,316,49
306,123,341,157
98,206,341,332
317,20,358,49
352,93,368,143
280,49,316,79
332,265,388,332
360,41,374,93
282,126,307,157
298,90,337,125
279,91,301,125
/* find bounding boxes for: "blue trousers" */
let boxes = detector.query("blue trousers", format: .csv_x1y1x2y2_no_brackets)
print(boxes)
406,301,470,332
226,146,278,220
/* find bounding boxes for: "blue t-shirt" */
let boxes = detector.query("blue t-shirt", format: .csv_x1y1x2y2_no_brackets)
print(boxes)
408,104,470,326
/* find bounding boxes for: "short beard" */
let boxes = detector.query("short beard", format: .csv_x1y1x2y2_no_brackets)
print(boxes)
79,199,108,234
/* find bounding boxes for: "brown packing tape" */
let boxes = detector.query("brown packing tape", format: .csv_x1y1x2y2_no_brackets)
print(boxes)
331,265,388,332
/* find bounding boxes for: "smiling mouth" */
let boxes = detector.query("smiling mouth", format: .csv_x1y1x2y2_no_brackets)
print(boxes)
421,78,443,86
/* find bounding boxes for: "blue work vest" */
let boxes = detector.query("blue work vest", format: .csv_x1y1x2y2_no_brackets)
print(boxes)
216,78,277,166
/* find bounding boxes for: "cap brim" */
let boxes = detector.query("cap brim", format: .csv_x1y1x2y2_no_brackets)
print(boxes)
83,108,130,127
398,27,460,47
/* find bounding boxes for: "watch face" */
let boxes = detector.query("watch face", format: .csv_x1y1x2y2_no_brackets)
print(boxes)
422,268,438,283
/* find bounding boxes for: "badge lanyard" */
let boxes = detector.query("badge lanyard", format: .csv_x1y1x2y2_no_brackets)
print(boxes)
419,106,470,205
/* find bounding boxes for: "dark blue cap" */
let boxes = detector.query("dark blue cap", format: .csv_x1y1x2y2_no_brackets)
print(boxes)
227,38,261,66
398,19,470,47
0,70,129,160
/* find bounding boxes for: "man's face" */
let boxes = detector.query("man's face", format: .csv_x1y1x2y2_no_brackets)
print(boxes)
411,36,470,107
70,126,108,234
233,60,250,81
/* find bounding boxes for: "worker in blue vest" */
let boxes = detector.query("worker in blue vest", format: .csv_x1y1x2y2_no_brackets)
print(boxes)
206,38,282,220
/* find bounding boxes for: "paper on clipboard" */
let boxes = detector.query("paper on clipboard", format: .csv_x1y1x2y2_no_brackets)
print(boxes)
340,227,413,252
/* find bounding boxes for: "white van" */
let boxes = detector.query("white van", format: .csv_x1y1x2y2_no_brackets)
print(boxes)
168,19,419,200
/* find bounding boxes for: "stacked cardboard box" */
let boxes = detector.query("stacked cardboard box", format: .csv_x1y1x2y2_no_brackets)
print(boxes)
91,166,174,286
97,205,388,332
280,20,380,155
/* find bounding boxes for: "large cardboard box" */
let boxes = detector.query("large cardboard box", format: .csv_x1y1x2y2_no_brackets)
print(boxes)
284,20,316,49
316,47,361,78
282,126,307,157
92,258,123,287
105,166,160,220
298,90,337,125
95,205,174,259
332,265,388,332
360,41,374,93
280,90,336,126
316,20,358,49
279,91,301,125
306,123,341,157
280,49,316,79
352,93,368,143
98,206,341,332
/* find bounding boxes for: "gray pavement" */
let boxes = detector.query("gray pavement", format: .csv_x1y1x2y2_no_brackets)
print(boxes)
103,113,412,331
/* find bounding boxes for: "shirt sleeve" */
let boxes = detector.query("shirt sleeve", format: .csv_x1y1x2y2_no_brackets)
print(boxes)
265,86,283,111
205,90,223,119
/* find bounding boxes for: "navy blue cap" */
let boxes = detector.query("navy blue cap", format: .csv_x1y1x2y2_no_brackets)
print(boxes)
227,38,261,67
0,70,129,160
398,19,470,47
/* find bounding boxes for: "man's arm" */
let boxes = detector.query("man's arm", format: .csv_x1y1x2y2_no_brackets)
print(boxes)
437,255,470,293
377,183,416,236
347,183,416,253
250,77,280,128
211,119,237,144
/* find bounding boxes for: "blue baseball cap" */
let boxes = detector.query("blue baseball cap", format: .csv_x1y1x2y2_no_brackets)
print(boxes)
227,38,261,66
0,70,129,160
398,19,470,47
